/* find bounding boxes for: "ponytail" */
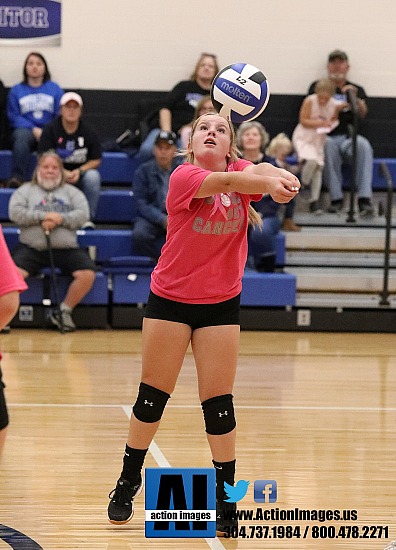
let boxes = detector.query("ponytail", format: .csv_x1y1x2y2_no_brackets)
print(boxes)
248,204,263,228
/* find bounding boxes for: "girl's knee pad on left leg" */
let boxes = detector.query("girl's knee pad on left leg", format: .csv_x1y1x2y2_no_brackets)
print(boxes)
201,394,236,435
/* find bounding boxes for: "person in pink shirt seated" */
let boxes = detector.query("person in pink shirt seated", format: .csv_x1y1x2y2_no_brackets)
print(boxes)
0,225,27,454
107,113,300,535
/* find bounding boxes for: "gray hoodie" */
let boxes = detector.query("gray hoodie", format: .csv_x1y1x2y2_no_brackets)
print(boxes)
8,182,89,251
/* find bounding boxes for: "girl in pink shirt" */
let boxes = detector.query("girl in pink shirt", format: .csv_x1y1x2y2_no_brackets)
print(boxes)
107,113,300,534
0,225,27,453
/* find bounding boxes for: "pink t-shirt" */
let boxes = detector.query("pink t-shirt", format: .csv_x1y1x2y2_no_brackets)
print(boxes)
0,225,27,298
150,159,262,303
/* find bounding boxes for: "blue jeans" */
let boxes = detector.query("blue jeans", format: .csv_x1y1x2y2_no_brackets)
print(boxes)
76,169,101,220
248,216,281,270
323,134,373,201
284,197,296,220
11,127,36,181
132,217,166,260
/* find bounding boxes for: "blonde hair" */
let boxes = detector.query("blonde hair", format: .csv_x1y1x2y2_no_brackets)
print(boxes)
236,121,270,152
314,78,336,96
266,132,293,158
190,53,219,81
185,113,262,228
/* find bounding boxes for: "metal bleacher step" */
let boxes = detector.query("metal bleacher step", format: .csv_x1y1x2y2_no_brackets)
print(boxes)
296,291,396,309
285,226,396,252
283,223,396,306
286,250,396,268
286,266,396,293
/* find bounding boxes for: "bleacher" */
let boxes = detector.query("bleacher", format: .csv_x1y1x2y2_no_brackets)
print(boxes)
1,149,396,190
1,150,297,329
3,145,396,329
2,88,395,330
0,150,141,186
2,146,396,329
2,227,293,328
2,113,395,329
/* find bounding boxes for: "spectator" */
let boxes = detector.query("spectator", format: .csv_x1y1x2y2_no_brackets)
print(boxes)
236,121,281,271
6,52,63,187
38,92,102,228
138,53,219,161
8,151,96,332
308,49,374,216
266,133,302,231
133,131,181,260
292,79,347,214
179,95,216,149
0,224,27,453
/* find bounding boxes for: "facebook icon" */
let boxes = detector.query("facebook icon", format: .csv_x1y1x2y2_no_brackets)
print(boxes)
254,480,277,503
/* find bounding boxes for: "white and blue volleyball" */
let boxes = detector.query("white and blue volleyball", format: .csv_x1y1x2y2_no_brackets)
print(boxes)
210,63,270,124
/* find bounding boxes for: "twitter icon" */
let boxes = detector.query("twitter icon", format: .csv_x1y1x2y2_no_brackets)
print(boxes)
224,480,250,503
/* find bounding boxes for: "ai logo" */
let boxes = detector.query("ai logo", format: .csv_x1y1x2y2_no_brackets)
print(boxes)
145,468,216,538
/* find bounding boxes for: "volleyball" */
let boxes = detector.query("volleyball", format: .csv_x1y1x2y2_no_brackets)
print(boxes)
210,63,270,124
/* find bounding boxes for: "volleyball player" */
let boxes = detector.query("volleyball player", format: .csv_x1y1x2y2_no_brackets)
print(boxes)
0,225,27,453
107,113,300,534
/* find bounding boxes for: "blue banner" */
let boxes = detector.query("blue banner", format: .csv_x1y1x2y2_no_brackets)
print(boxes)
0,0,61,46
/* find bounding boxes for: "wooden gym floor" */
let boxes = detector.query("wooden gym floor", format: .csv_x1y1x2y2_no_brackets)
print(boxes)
0,328,395,549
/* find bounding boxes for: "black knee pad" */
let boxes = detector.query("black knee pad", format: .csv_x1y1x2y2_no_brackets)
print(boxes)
201,394,236,435
133,382,170,423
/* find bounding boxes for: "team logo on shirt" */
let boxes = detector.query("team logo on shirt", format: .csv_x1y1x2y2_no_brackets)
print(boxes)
221,193,231,207
192,193,245,235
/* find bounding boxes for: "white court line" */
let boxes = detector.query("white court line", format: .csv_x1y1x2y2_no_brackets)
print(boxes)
8,403,396,412
121,406,226,550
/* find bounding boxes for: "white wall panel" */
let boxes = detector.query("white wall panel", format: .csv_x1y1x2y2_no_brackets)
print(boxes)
0,0,395,96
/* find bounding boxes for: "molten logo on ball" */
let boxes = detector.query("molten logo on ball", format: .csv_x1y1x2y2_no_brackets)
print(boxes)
211,63,270,124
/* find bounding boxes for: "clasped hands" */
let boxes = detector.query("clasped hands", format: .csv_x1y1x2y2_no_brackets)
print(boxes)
41,212,63,232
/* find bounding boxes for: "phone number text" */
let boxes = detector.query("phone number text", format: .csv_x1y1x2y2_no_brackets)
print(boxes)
224,524,389,539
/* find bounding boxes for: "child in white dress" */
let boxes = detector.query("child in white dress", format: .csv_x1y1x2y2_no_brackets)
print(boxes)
292,79,347,213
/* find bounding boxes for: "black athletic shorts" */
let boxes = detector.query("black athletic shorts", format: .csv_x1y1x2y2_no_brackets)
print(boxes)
12,243,97,276
0,365,9,430
144,291,240,330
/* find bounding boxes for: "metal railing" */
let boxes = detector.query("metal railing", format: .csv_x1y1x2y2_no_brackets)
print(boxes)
346,89,359,224
379,162,394,306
